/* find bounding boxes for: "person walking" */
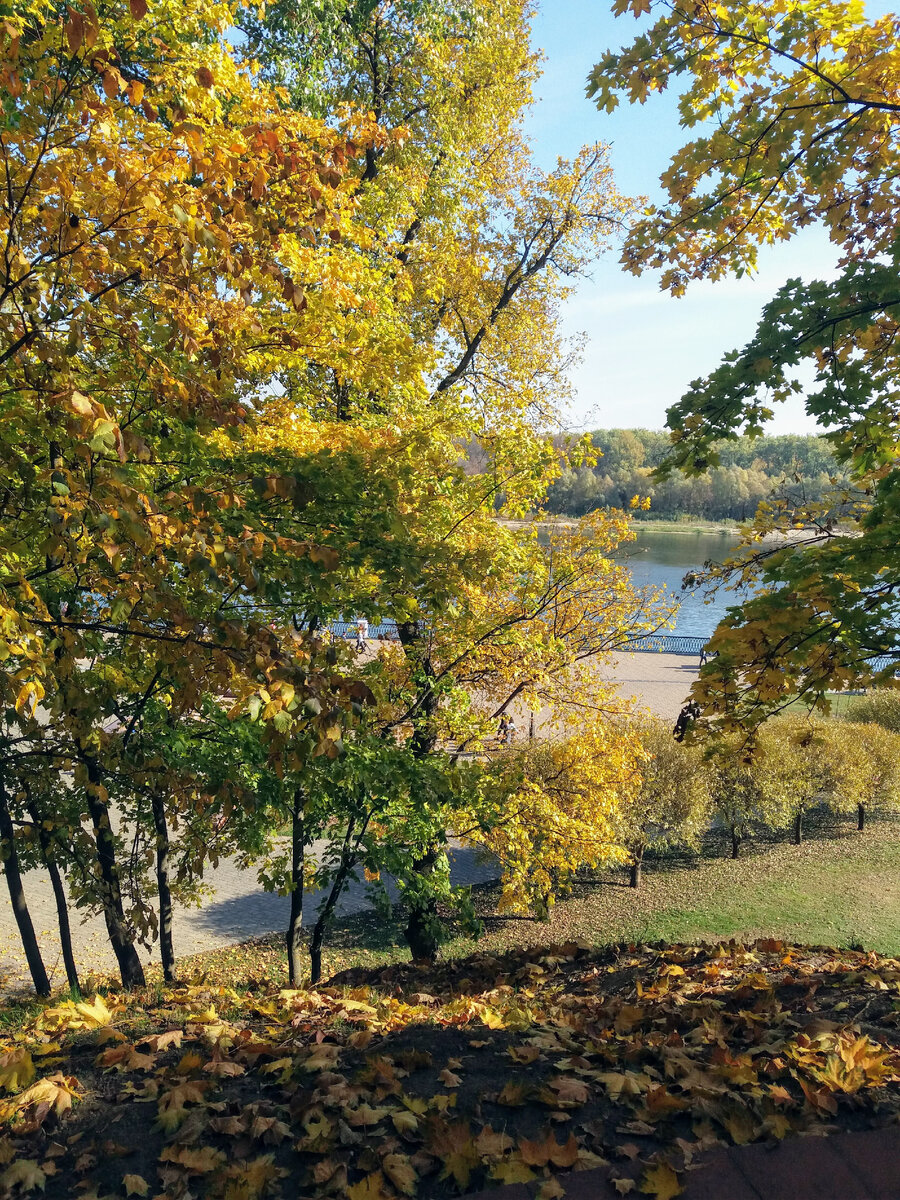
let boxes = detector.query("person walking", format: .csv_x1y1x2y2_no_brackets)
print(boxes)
355,616,369,652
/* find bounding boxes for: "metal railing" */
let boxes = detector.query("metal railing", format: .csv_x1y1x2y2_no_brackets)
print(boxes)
327,622,900,673
619,633,708,656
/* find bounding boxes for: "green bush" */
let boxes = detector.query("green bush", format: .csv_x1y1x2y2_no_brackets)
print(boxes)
843,688,900,732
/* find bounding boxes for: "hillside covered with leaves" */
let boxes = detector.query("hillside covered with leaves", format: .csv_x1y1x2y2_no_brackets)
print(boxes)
1,940,898,1199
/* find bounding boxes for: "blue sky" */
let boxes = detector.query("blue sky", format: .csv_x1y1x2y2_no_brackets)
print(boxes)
523,0,891,435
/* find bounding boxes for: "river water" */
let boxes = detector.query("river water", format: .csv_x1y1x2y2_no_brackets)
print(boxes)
622,529,741,639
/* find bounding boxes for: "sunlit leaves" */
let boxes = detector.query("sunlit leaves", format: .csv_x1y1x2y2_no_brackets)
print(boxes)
588,0,900,715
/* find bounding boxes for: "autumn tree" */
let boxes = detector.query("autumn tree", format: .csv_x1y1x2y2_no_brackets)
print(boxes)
705,733,788,859
826,720,900,833
224,0,644,964
0,0,404,988
618,717,711,888
589,0,900,729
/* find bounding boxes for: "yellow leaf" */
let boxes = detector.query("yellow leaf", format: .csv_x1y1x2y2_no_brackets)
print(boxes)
159,1145,225,1174
392,1110,419,1135
382,1153,417,1196
347,1171,389,1200
122,1175,149,1197
0,1160,46,1193
490,1159,536,1184
0,1049,34,1093
640,1163,683,1199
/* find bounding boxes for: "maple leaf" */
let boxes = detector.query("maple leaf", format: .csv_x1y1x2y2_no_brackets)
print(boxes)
490,1159,536,1184
222,1154,284,1200
495,1081,530,1106
159,1145,226,1174
347,1171,390,1200
156,1080,209,1132
546,1076,589,1105
344,1103,392,1128
427,1118,479,1188
122,1175,149,1196
613,1180,636,1196
519,1131,579,1168
537,1180,567,1200
640,1163,683,1199
0,1159,46,1193
508,1046,541,1064
0,1073,79,1129
382,1153,417,1196
0,1049,35,1093
474,1126,513,1158
438,1068,462,1087
392,1110,419,1135
138,1031,183,1053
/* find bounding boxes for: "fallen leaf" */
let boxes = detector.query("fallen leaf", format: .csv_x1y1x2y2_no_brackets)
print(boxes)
490,1159,537,1184
382,1153,417,1196
347,1170,390,1199
122,1175,149,1196
0,1160,46,1193
0,1049,34,1094
640,1163,683,1199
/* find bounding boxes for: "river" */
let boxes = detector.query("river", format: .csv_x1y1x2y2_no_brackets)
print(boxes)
621,528,741,639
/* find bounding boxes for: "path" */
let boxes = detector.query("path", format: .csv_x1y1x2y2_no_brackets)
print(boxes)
0,650,699,993
470,1125,900,1200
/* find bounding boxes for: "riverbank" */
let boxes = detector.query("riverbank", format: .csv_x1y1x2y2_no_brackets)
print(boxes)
500,515,856,544
500,516,738,534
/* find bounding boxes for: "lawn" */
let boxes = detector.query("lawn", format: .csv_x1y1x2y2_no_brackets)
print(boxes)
172,815,900,989
2,818,899,1200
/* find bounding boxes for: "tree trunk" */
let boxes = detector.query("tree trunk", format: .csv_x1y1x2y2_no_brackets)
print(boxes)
286,787,306,986
29,805,79,994
857,803,865,832
731,826,741,859
404,846,441,962
82,756,145,989
150,789,175,983
629,852,643,889
308,863,348,986
793,810,803,845
397,621,444,961
0,785,50,997
309,816,364,985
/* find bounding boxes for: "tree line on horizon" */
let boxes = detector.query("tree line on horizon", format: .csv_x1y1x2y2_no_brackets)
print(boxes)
543,430,852,523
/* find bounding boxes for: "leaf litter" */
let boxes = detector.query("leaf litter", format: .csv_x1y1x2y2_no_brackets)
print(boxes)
0,938,898,1198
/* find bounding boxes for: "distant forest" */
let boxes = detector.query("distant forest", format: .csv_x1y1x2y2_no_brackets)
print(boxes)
546,430,848,523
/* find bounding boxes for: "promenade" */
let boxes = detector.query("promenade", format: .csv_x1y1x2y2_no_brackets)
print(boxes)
0,651,698,992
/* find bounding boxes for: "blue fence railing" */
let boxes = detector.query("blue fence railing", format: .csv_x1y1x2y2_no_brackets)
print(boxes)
619,634,707,656
328,621,709,655
326,622,900,673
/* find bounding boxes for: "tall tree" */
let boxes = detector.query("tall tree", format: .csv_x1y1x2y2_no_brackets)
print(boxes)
589,0,900,729
0,0,403,987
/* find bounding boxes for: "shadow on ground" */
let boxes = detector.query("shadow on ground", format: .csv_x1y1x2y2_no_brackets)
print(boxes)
187,845,501,939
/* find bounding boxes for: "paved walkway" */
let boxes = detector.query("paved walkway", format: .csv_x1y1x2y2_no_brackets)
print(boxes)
0,651,699,992
0,838,499,993
469,1125,900,1200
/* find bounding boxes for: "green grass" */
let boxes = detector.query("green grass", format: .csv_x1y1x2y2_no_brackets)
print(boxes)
170,814,900,988
779,692,858,718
